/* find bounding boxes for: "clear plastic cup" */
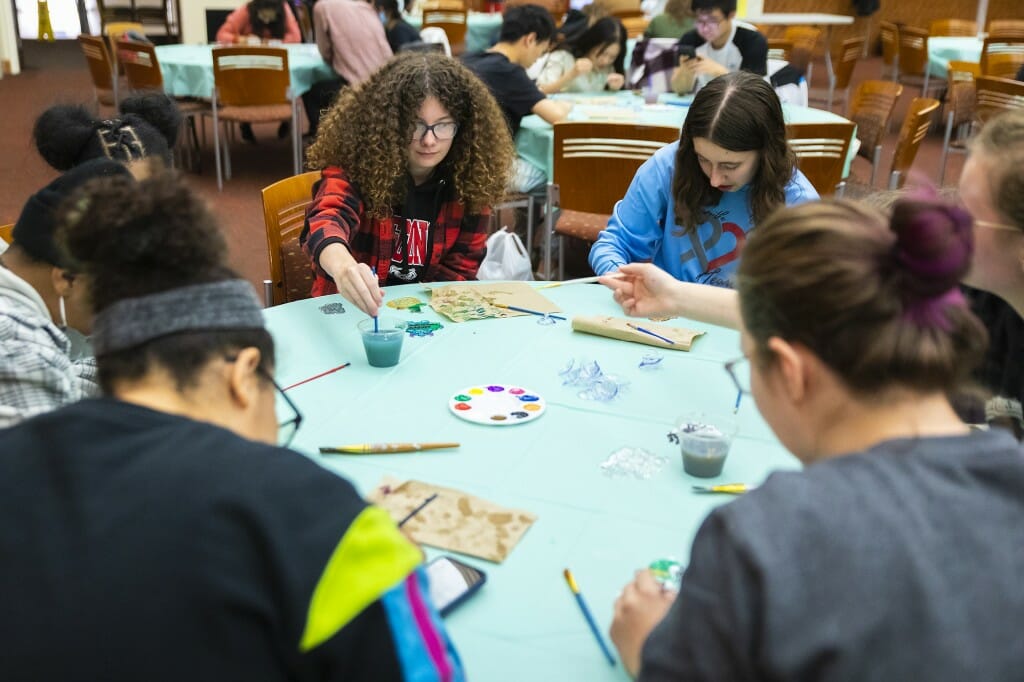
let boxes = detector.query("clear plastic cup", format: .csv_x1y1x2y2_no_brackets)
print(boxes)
675,412,737,478
358,318,406,367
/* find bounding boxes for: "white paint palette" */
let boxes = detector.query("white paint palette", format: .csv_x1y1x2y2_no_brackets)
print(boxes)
448,384,546,426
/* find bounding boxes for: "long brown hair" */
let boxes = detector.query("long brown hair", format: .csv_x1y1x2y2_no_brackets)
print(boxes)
671,72,795,234
306,52,514,218
737,199,987,396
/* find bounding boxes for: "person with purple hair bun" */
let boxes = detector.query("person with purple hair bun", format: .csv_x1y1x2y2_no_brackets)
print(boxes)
607,198,1024,680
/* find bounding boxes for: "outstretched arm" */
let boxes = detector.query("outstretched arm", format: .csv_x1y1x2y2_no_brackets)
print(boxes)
599,263,741,329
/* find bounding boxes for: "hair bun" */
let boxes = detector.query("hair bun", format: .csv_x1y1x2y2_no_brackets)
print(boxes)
33,105,98,170
890,193,974,299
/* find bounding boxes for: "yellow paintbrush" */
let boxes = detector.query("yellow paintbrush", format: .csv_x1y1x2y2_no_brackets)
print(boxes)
691,483,752,495
319,442,460,454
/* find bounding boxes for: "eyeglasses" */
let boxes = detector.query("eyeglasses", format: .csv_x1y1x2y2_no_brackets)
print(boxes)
695,15,723,28
412,121,459,142
974,219,1020,233
225,356,303,447
724,356,750,395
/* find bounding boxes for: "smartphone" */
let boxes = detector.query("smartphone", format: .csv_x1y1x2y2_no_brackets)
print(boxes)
425,555,487,616
678,45,697,61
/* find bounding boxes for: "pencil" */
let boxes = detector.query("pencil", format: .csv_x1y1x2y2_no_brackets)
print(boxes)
625,322,676,345
398,493,438,528
563,568,616,667
493,303,567,321
319,442,460,454
282,363,351,392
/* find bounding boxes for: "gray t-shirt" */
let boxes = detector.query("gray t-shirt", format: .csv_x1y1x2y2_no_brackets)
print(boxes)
640,428,1024,682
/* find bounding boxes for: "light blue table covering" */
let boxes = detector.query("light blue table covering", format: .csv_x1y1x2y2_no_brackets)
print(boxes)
405,11,504,53
927,35,983,78
263,281,798,681
516,93,859,180
155,43,338,99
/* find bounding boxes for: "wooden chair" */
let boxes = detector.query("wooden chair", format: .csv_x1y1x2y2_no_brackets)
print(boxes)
975,75,1024,126
104,21,144,77
938,60,980,184
827,36,866,113
545,122,679,280
879,20,900,80
848,80,902,186
209,47,301,191
897,25,943,98
261,171,320,306
888,97,941,189
928,19,977,37
785,122,856,196
0,223,13,245
77,34,118,110
981,38,1024,79
116,39,208,170
783,26,820,81
988,20,1024,40
422,6,468,56
620,16,649,39
767,38,792,63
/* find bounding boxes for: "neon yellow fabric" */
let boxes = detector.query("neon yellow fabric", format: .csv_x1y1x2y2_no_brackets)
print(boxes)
299,506,421,652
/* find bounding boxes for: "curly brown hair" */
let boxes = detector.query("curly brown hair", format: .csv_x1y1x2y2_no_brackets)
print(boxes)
306,52,515,219
671,72,796,234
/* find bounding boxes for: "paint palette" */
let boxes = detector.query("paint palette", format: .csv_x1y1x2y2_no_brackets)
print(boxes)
449,384,546,426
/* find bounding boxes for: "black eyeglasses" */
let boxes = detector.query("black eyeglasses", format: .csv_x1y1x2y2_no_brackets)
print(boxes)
412,121,459,142
225,356,303,447
724,356,750,395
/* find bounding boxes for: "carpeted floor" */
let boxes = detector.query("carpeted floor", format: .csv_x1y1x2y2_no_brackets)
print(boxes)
1,39,967,291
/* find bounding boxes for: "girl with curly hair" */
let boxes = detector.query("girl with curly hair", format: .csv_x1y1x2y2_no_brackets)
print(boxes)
589,71,817,287
301,52,515,316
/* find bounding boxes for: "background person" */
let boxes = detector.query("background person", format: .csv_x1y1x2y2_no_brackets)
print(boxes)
589,71,817,286
670,0,767,95
644,0,695,39
375,0,422,53
216,0,302,44
610,197,1024,680
0,167,464,680
301,52,514,316
529,17,627,93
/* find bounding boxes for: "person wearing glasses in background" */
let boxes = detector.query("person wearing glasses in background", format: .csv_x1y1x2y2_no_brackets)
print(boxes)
0,166,465,681
670,0,766,95
608,195,1024,680
301,52,514,316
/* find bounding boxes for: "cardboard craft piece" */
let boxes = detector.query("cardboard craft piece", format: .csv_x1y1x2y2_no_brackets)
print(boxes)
368,477,537,563
571,315,704,351
427,282,561,323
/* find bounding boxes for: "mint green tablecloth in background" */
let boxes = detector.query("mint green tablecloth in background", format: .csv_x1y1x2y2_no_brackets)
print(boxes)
155,43,338,99
264,281,798,681
927,36,983,78
405,11,504,53
516,93,860,180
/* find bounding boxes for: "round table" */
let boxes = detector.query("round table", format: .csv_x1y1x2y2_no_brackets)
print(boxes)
264,281,797,681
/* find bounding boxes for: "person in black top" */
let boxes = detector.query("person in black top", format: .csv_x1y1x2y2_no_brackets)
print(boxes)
375,0,421,53
670,0,767,94
0,165,464,682
462,4,573,191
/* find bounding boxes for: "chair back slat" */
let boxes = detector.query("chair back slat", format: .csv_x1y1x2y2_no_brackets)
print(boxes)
988,20,1024,40
553,122,679,215
890,97,941,188
212,47,292,106
981,38,1024,79
78,34,115,91
880,21,899,69
786,122,855,196
116,39,164,91
261,171,321,306
897,25,929,77
849,80,903,155
975,75,1024,124
928,19,977,37
833,36,866,92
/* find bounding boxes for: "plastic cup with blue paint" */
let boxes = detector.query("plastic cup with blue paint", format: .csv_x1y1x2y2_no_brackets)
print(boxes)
358,318,406,368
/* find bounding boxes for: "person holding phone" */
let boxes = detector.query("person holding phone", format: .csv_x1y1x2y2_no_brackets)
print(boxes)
669,0,767,95
0,167,465,681
589,71,817,287
608,195,1024,680
529,17,628,93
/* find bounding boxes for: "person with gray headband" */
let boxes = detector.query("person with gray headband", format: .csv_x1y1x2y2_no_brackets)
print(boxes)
0,167,464,681
0,157,132,427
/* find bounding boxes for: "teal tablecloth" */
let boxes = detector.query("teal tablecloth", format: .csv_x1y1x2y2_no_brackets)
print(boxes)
263,281,798,681
927,36,983,78
155,43,338,99
516,93,859,179
405,11,503,52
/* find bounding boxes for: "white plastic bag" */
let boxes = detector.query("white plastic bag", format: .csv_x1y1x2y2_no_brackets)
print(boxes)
477,229,534,281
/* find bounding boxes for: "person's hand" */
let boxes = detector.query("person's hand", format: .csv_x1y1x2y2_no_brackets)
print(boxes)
692,56,728,77
328,261,384,317
606,72,625,90
599,263,683,318
611,569,677,678
573,57,594,76
677,54,700,74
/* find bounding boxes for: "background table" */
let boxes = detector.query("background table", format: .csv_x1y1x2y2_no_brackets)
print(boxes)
928,35,983,78
264,282,798,681
405,11,503,53
516,92,860,180
155,43,338,99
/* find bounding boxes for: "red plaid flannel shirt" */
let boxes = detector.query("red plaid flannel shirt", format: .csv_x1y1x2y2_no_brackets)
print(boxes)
300,166,490,297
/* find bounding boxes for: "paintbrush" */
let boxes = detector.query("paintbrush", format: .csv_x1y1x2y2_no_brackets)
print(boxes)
319,442,460,454
493,303,567,321
691,483,752,495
